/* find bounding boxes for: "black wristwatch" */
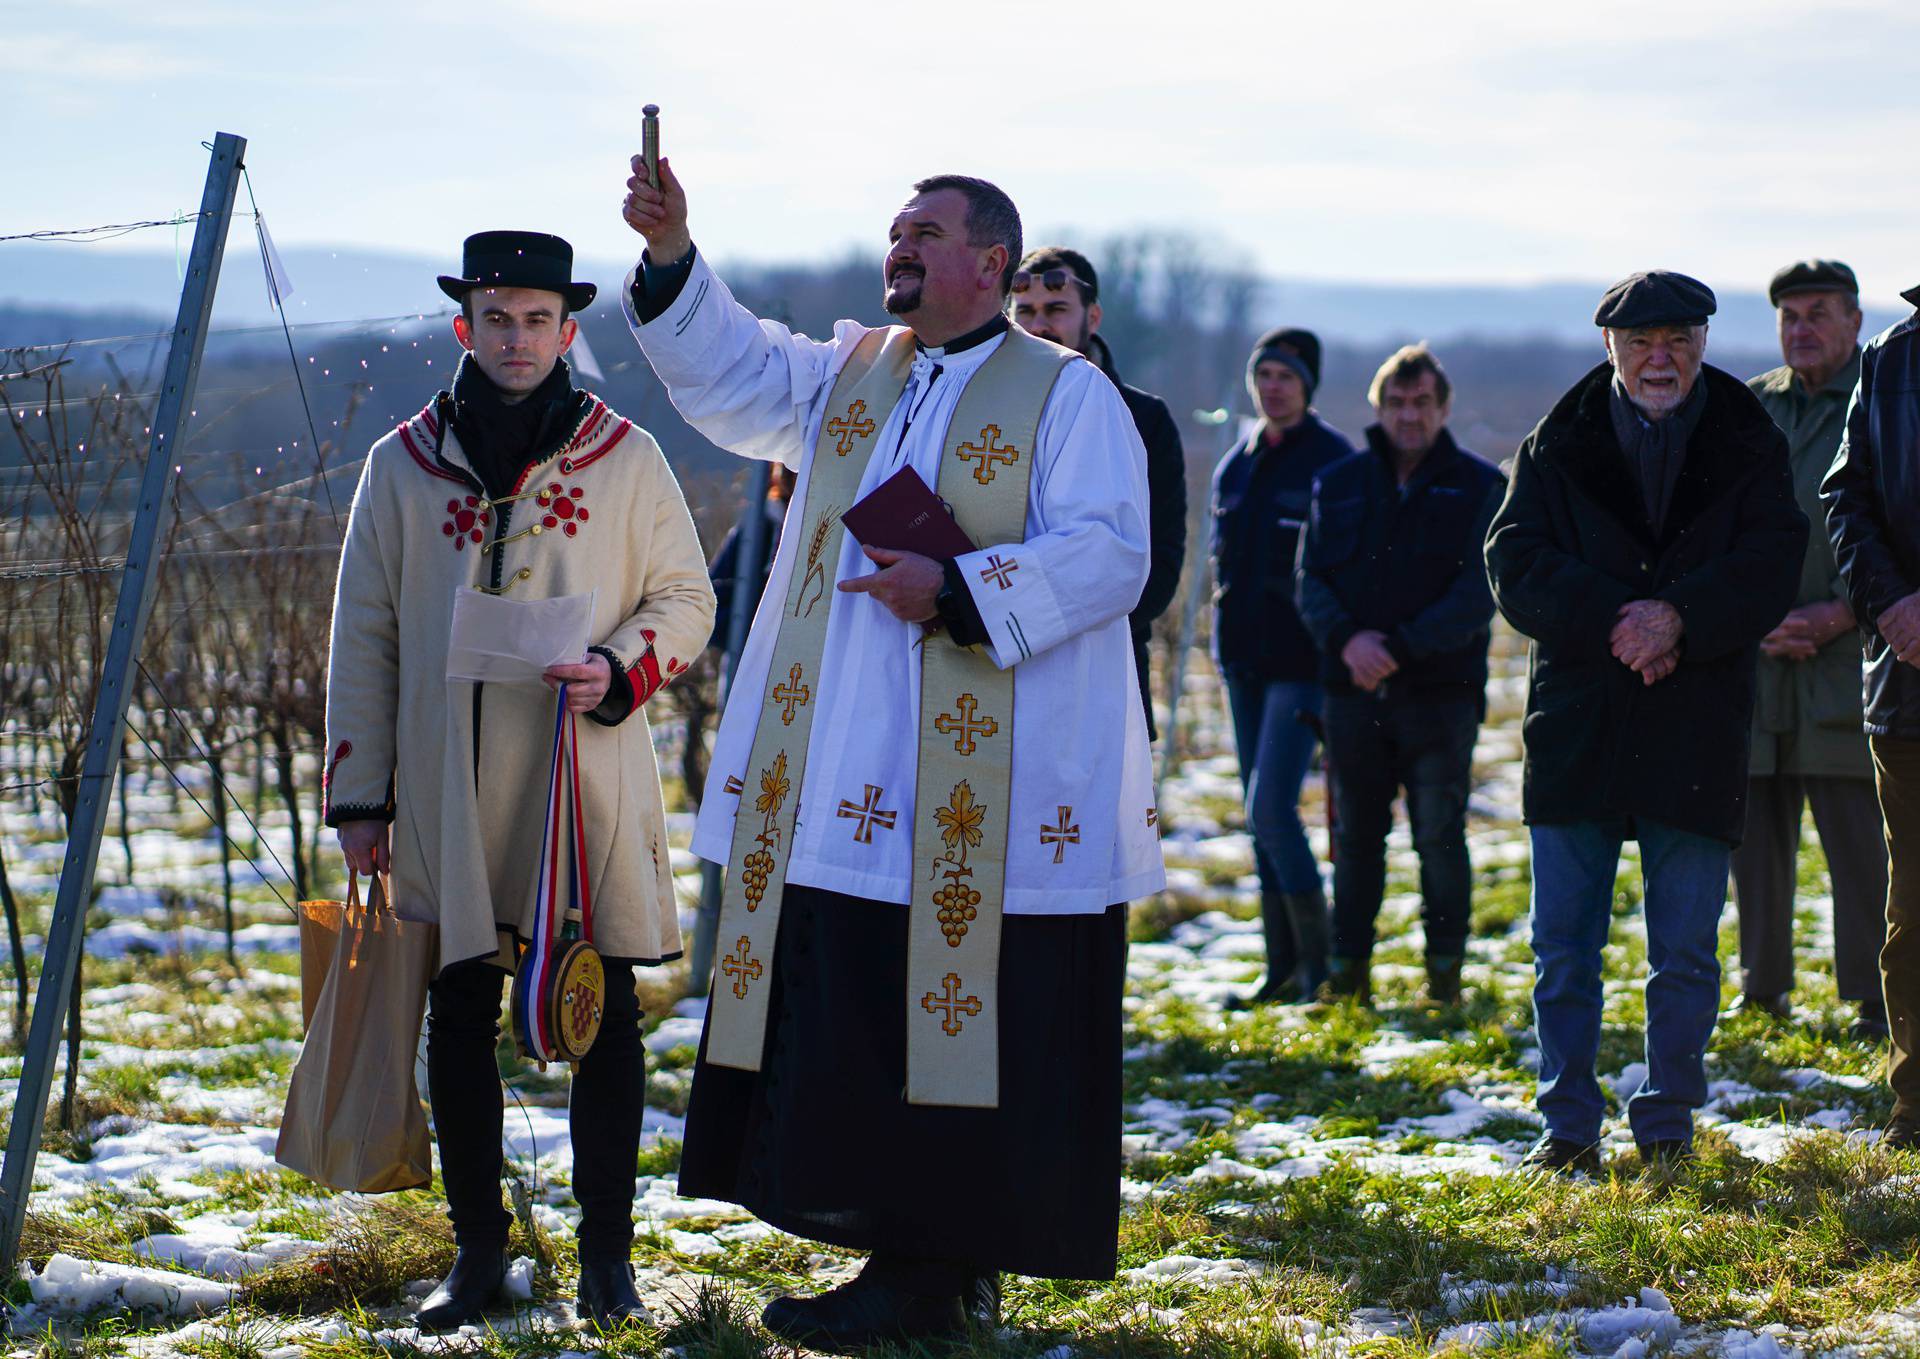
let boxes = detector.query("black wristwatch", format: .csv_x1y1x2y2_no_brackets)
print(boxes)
934,561,985,646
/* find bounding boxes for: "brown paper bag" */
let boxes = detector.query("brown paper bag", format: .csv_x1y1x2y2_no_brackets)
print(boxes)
276,873,437,1193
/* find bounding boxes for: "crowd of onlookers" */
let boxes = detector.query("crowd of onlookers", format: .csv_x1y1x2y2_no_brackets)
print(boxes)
1195,257,1917,1172
703,247,1920,1173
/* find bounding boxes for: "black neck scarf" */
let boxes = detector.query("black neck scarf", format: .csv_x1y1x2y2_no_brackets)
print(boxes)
447,354,578,500
1609,373,1707,533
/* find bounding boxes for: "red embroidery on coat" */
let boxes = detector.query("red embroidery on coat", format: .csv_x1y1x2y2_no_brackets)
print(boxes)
536,482,590,537
399,419,466,485
624,628,686,707
563,417,631,474
322,740,353,814
441,494,491,549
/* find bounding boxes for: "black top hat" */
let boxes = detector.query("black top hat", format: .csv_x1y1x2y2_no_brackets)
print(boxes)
437,230,597,312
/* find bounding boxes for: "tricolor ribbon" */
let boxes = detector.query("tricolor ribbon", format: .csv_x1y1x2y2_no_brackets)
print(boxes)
515,685,593,1063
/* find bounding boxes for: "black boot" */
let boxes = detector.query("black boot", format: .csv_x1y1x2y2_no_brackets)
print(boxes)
577,1254,647,1327
1282,890,1331,1001
1227,892,1299,1010
762,1274,964,1350
961,1270,1002,1330
417,1245,507,1330
1320,956,1371,1006
1424,955,1464,1006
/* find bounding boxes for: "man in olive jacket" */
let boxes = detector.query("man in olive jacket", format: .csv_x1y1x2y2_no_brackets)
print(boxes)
1734,260,1885,1038
1486,271,1806,1172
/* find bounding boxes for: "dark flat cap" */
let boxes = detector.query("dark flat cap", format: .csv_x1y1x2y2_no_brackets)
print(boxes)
1768,259,1859,305
1593,271,1717,329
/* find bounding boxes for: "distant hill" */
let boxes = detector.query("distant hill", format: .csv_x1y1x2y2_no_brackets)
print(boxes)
0,235,1873,558
3,240,1905,354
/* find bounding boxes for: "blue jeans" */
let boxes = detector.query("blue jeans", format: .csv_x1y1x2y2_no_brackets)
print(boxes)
1223,674,1324,898
1529,819,1728,1146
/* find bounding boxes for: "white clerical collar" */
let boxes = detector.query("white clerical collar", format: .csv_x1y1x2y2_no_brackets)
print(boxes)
916,315,1009,365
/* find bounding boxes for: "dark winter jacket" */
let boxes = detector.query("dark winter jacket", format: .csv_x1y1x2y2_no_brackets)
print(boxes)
1485,362,1807,845
1210,413,1355,682
706,500,784,653
1823,286,1920,739
1296,427,1505,704
1091,335,1187,739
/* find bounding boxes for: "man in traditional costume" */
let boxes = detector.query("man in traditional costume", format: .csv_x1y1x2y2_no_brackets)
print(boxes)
620,161,1161,1349
324,231,715,1328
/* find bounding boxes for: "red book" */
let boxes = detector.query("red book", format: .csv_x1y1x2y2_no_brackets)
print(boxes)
839,467,977,560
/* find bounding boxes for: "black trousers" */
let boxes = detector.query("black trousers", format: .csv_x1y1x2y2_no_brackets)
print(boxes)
1872,738,1920,1118
425,957,646,1258
1729,772,1888,1003
1325,693,1479,962
679,883,1127,1282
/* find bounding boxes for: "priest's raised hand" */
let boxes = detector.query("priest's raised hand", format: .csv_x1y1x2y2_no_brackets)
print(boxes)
622,154,691,264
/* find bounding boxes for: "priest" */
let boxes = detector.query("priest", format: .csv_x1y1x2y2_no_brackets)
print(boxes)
620,159,1162,1350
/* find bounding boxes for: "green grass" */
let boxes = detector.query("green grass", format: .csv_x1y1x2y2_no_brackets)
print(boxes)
3,710,1916,1355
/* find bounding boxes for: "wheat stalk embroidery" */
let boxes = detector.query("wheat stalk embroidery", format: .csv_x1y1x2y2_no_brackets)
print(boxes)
795,507,837,618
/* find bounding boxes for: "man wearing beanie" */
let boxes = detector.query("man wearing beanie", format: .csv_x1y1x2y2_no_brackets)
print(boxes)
324,231,716,1327
1211,327,1355,1006
1486,271,1805,1172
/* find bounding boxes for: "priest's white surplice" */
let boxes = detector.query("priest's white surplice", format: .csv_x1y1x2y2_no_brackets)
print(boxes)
624,254,1166,913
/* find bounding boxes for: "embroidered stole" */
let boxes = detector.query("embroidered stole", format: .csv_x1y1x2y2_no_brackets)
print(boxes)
707,325,1071,1108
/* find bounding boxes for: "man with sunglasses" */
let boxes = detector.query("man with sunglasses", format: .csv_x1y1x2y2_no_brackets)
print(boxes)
1011,247,1187,739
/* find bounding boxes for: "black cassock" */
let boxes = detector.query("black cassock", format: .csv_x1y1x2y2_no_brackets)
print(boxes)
678,882,1126,1280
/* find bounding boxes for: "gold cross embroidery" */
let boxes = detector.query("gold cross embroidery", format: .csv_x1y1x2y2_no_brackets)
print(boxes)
721,935,763,999
955,424,1020,485
921,972,983,1036
837,784,898,844
1041,806,1081,863
826,400,876,456
979,554,1019,591
933,693,998,756
772,663,811,725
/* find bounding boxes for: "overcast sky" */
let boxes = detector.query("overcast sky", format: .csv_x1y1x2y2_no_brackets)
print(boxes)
10,0,1920,308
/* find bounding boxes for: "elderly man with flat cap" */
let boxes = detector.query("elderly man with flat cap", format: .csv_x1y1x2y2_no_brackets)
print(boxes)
1486,270,1806,1172
325,230,716,1327
1731,262,1886,1037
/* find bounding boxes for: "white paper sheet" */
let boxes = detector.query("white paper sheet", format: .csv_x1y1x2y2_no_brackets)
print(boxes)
445,587,596,685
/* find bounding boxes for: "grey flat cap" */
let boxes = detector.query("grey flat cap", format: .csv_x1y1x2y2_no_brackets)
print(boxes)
1593,271,1717,329
1768,259,1859,305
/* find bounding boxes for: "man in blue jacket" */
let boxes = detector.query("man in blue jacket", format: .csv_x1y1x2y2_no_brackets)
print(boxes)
1297,344,1504,1006
1212,328,1355,1005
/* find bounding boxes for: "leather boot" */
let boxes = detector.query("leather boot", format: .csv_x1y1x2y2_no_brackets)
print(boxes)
1320,955,1371,1006
961,1270,1002,1329
762,1274,964,1350
1425,955,1464,1006
577,1254,647,1327
1282,890,1331,1001
417,1245,507,1330
1227,892,1299,1010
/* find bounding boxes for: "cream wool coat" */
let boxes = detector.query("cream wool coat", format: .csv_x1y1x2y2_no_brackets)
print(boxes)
323,392,716,972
